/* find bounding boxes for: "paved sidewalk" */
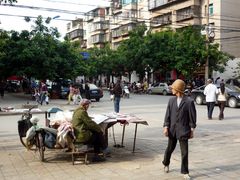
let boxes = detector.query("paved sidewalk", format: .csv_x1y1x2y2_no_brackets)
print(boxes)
0,92,240,180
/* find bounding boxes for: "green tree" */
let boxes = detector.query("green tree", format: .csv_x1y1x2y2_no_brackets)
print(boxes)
117,24,147,81
208,43,233,74
0,15,82,81
143,29,176,78
0,30,10,78
143,26,232,80
233,61,240,79
173,26,207,78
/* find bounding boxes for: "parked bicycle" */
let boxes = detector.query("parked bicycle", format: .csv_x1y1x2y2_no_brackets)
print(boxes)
17,107,46,161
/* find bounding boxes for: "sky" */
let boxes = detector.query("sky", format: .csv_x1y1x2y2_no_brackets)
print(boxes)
0,0,110,39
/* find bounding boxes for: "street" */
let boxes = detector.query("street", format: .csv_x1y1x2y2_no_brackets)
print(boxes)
0,91,240,180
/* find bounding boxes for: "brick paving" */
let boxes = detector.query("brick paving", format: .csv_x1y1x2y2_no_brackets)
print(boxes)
0,92,240,180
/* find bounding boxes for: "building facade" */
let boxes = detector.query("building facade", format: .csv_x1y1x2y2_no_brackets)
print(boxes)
66,0,240,81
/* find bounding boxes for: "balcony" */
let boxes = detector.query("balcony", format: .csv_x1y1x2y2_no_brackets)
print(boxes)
90,21,109,32
90,34,105,44
151,13,172,27
85,8,105,22
67,29,84,40
112,23,136,38
149,0,187,11
176,5,200,22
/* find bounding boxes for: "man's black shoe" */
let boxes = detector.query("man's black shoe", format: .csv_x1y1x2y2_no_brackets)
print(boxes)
92,155,106,162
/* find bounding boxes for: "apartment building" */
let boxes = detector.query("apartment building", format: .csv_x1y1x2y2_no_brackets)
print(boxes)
205,0,240,79
149,0,201,32
84,7,110,49
111,0,137,49
204,0,240,58
149,0,240,79
66,18,85,48
66,0,240,80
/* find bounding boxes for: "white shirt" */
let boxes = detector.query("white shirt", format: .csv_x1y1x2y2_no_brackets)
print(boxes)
177,97,182,107
204,83,218,102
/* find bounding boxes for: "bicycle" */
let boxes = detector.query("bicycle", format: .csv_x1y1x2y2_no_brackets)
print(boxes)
17,107,45,161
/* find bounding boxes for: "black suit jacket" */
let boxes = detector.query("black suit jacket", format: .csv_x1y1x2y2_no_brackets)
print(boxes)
163,96,197,140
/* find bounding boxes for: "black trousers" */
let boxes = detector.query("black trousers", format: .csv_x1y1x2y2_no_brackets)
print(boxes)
218,101,225,119
87,131,107,153
162,136,189,174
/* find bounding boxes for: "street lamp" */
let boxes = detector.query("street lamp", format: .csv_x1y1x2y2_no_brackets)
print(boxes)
205,0,210,82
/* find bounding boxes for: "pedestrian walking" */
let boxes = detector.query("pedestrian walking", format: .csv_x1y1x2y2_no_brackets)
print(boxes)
67,84,74,105
33,88,40,103
0,79,6,99
162,79,197,180
109,82,114,101
39,81,48,105
72,86,82,105
203,79,218,120
112,79,122,113
217,83,227,120
85,82,90,100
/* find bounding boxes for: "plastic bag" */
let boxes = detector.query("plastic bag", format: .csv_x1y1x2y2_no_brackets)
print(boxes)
44,131,56,149
110,94,114,101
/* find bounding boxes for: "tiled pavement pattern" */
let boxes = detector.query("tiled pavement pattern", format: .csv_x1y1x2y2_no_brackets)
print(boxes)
0,92,240,180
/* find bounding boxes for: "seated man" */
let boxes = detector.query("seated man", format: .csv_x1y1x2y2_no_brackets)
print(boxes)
70,99,107,161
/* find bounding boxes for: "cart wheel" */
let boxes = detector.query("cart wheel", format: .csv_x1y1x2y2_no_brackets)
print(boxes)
36,132,45,162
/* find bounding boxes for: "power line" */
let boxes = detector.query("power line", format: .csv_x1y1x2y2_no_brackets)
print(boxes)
1,2,240,39
2,11,240,35
0,13,72,21
3,3,240,25
40,0,106,7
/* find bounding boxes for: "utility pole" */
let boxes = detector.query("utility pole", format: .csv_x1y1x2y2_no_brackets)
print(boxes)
205,0,210,82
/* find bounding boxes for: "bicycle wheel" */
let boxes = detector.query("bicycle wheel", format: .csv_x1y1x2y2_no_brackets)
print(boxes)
36,131,45,162
20,136,28,147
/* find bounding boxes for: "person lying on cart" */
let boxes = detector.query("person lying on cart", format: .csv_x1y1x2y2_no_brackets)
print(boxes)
68,99,107,162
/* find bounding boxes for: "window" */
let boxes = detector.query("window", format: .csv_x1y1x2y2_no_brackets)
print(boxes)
139,8,144,18
152,13,172,26
176,7,192,21
90,34,105,44
209,3,213,16
122,0,137,5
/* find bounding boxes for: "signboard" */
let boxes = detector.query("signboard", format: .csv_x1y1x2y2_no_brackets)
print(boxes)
80,52,90,60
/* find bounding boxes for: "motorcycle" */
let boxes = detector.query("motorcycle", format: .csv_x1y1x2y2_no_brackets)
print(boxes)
123,85,130,98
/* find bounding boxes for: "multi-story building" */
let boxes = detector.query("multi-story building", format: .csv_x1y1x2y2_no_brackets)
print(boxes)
84,7,110,49
149,0,201,32
111,0,138,49
66,0,240,80
205,0,240,79
148,0,240,79
66,18,86,48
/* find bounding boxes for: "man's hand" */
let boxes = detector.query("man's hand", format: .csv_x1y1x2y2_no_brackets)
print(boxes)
163,127,168,137
190,129,194,139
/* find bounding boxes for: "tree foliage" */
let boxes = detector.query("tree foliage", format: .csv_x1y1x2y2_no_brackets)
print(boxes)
0,16,82,80
117,24,147,80
0,20,233,82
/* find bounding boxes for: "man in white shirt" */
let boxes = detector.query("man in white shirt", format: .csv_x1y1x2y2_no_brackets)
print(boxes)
204,79,218,119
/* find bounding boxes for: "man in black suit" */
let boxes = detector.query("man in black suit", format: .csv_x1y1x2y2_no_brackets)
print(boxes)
162,79,197,180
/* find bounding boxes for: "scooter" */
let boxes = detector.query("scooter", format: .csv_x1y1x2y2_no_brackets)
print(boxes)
123,86,130,98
